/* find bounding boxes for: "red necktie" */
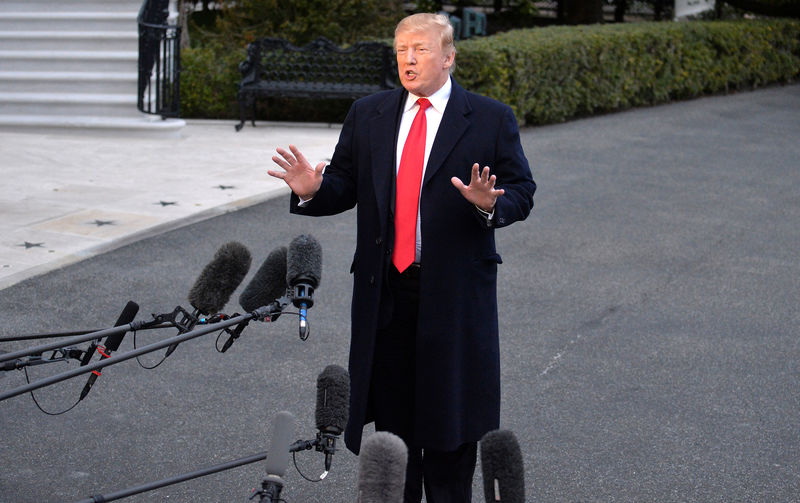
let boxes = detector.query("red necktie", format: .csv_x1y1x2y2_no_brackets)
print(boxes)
393,98,431,273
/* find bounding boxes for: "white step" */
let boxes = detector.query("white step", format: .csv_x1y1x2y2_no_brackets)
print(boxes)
0,31,138,52
0,71,137,94
0,114,186,138
1,1,144,13
0,12,137,32
0,1,182,137
0,92,140,117
0,50,137,72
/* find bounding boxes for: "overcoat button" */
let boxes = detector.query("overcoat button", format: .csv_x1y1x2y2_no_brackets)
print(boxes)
375,237,382,245
369,275,375,284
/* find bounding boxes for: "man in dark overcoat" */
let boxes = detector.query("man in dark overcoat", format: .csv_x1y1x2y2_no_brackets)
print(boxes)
268,13,535,503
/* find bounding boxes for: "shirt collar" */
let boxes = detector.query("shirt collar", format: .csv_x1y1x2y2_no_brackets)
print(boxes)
404,77,452,113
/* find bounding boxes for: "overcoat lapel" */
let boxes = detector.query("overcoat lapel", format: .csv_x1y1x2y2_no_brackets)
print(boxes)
369,89,406,234
423,81,471,188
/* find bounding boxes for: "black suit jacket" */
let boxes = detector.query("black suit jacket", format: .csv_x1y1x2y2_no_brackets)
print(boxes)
291,79,535,453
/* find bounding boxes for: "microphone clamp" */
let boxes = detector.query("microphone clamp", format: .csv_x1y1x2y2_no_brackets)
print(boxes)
151,306,200,334
251,475,284,502
1,347,85,372
220,315,249,353
287,430,341,479
252,304,280,321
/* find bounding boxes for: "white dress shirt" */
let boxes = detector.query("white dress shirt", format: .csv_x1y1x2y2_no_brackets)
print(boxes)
396,77,452,264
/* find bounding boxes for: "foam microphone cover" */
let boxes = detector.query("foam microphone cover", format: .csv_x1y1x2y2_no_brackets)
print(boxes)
357,431,408,503
315,364,350,434
264,410,296,477
286,234,322,288
187,241,252,314
480,429,526,503
239,246,288,312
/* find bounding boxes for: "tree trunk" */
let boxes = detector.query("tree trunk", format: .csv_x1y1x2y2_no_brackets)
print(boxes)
563,0,604,24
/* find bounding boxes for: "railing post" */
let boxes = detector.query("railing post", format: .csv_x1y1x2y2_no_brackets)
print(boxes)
138,0,181,118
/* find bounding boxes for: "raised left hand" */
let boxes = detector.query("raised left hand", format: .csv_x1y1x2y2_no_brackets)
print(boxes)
450,163,505,212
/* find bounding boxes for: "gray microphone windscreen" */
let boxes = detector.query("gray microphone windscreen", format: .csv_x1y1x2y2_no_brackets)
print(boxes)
315,364,350,433
286,234,322,288
264,410,296,477
357,431,408,503
187,241,252,315
480,429,525,503
239,246,288,312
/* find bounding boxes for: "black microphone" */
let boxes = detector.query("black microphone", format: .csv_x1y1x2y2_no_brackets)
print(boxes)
315,364,350,477
79,301,140,401
357,431,408,503
259,410,296,503
166,241,252,356
480,429,525,503
286,234,322,340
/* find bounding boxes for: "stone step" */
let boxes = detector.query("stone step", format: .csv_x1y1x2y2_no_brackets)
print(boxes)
0,114,186,138
0,31,138,52
0,50,137,72
1,1,144,13
0,92,140,117
0,12,137,32
0,71,137,94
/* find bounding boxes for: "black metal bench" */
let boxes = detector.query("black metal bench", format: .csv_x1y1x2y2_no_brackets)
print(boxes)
235,37,396,131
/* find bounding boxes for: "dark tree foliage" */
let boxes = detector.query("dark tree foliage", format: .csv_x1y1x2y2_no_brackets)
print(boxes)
213,0,405,47
721,0,800,17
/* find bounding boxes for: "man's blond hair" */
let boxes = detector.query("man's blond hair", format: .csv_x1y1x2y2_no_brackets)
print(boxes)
394,13,456,57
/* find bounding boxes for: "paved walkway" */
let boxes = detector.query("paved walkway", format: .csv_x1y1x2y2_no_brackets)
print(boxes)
0,120,342,290
1,85,799,502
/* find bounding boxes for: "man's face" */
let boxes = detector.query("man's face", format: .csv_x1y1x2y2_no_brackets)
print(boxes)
395,27,454,97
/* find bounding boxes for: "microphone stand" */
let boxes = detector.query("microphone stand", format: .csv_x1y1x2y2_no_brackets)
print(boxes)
1,347,85,371
0,306,226,364
72,432,340,503
0,306,274,403
0,323,175,343
73,451,269,503
221,297,288,352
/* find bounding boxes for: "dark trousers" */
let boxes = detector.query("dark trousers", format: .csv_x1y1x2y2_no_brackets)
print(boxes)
369,264,477,503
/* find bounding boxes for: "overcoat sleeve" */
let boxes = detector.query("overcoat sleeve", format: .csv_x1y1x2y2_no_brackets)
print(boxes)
289,103,360,217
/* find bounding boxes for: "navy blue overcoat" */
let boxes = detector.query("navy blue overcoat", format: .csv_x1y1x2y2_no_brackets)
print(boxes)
290,79,535,454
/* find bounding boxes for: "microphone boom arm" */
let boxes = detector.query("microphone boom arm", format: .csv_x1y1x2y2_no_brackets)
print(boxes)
0,306,274,403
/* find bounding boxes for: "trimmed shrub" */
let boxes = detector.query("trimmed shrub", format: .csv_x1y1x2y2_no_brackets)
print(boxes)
181,43,244,118
455,19,800,125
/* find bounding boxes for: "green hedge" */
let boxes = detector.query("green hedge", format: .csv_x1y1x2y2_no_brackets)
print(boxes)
456,19,800,125
180,19,800,124
181,44,244,119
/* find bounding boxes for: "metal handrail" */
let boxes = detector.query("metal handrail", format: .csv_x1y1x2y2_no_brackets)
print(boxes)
137,0,181,118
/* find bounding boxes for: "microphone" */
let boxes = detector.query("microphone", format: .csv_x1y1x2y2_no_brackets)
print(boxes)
188,241,252,315
315,364,350,477
79,301,140,401
357,431,408,503
259,410,296,503
480,429,525,503
286,234,322,340
166,241,252,356
220,246,288,352
239,246,288,317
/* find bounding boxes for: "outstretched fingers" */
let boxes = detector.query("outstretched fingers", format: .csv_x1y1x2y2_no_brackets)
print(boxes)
451,163,505,212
